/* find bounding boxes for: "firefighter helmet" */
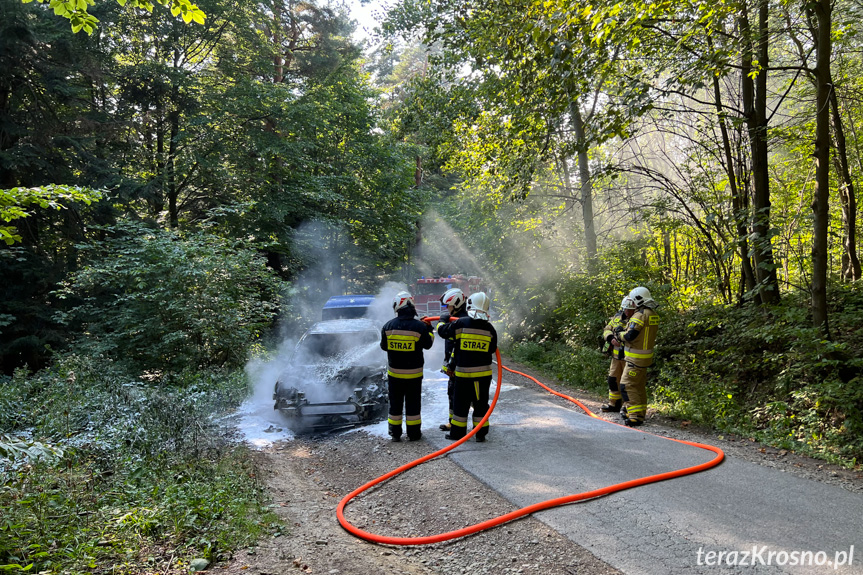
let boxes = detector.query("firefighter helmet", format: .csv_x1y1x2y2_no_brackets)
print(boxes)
629,286,652,307
440,287,466,310
620,296,636,310
466,292,490,320
392,291,415,313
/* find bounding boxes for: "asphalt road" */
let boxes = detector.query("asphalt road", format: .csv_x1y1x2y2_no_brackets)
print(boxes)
422,375,863,575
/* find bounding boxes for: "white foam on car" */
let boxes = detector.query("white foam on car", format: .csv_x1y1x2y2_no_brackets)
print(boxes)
234,355,297,447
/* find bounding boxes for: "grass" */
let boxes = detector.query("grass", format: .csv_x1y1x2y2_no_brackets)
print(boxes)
0,354,282,574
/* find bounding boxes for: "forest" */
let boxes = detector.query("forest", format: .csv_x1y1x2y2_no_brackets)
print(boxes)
1,0,861,571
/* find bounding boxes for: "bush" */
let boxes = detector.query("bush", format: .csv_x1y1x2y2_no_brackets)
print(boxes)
506,340,609,395
55,221,287,372
0,354,279,573
501,240,663,347
504,276,863,466
652,288,863,464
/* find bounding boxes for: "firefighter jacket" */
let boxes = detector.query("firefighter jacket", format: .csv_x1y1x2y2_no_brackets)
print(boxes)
381,310,434,379
602,311,627,359
440,307,468,371
437,316,498,379
622,306,660,368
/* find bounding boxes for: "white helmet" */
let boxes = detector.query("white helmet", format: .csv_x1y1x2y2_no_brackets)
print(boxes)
392,291,415,313
620,296,636,310
440,287,466,310
629,286,652,307
466,292,490,320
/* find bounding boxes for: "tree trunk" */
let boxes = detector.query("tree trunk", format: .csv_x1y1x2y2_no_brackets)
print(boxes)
168,107,179,229
710,58,757,300
830,86,861,281
569,101,597,271
811,0,833,335
740,0,780,303
414,155,423,187
155,106,166,219
662,230,672,282
273,0,284,83
168,44,181,229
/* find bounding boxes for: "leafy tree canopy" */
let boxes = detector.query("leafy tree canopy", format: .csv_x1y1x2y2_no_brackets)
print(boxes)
21,0,205,34
0,185,102,245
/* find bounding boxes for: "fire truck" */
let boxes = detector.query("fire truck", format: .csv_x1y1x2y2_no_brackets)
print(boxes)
410,274,486,316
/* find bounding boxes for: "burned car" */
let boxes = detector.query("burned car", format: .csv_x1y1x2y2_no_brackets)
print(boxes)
273,318,388,431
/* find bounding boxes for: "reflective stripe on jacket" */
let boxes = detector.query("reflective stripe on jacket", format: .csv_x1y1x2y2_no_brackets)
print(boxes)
623,307,659,368
441,307,468,371
603,311,627,358
381,312,434,378
437,316,497,379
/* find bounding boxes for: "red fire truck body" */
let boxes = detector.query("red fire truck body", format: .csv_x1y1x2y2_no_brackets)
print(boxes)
410,274,485,316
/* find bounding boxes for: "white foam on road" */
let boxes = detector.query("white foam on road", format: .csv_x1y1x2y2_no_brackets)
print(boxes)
234,337,518,448
233,364,296,447
233,365,453,447
361,367,452,439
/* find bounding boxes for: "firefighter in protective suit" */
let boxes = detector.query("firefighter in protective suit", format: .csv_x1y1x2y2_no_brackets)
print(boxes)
437,287,468,432
616,286,660,426
380,291,434,442
436,292,497,442
601,296,637,412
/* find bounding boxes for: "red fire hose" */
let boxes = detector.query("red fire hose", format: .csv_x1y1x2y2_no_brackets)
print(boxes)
337,318,725,545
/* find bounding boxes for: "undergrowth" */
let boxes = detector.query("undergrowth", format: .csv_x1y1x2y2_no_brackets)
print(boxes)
0,354,280,574
503,283,863,468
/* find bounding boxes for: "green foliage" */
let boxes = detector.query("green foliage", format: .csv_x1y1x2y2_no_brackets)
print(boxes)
0,434,64,464
503,271,863,466
653,286,863,464
55,222,286,372
505,340,608,396
2,0,423,377
0,247,68,374
1,446,275,573
503,241,662,346
22,0,205,34
0,354,279,573
0,186,102,245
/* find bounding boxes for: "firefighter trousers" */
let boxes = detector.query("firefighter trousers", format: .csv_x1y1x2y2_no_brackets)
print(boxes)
387,376,422,440
607,357,625,403
446,375,455,419
448,375,491,440
619,364,647,422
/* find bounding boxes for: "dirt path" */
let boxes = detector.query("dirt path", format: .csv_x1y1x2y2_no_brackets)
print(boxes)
218,359,862,575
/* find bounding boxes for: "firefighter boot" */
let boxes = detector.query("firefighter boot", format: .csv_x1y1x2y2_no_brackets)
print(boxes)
601,399,622,412
474,425,489,443
445,424,467,441
618,383,630,419
388,422,402,442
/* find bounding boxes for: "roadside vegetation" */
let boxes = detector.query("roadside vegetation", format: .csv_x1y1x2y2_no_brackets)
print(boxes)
3,0,863,570
502,249,863,467
1,226,286,572
1,358,279,574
